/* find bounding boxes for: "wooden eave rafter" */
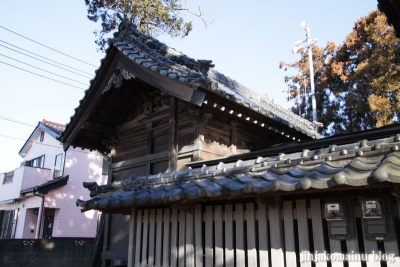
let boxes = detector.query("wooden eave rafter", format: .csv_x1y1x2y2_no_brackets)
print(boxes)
81,122,117,139
186,123,400,168
199,92,310,141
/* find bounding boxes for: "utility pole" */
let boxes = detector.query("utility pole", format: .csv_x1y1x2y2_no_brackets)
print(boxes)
292,20,318,122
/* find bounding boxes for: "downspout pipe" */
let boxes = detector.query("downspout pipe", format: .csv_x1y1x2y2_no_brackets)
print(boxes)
33,190,45,239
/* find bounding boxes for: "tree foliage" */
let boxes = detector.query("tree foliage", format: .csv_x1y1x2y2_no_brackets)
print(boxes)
85,0,209,50
281,10,400,136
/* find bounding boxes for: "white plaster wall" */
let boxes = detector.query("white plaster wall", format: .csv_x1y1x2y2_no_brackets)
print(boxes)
20,167,51,191
0,167,24,201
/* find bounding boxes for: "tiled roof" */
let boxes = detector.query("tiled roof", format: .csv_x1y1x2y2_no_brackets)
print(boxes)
21,176,69,194
41,119,65,136
19,120,65,157
63,20,322,140
76,134,400,212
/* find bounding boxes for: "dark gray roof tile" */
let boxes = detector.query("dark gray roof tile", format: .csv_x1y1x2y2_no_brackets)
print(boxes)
76,131,400,212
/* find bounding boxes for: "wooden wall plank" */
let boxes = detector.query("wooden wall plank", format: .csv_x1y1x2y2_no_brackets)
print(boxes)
383,199,400,267
162,208,171,267
269,198,285,267
128,206,136,267
225,205,234,267
246,203,258,267
170,209,178,267
214,206,224,267
134,210,143,266
269,197,285,267
185,209,194,267
205,206,214,267
384,239,400,267
346,206,361,267
235,203,245,266
258,203,269,267
148,209,156,266
328,239,344,267
155,208,163,267
310,199,327,267
283,201,297,267
141,209,149,267
194,204,203,267
178,210,186,267
296,199,311,267
384,199,400,266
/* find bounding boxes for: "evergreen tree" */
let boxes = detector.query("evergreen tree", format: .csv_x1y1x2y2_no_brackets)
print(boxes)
85,0,210,50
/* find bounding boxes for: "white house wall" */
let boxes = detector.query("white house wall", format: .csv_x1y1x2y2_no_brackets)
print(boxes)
1,126,107,239
22,131,64,176
14,197,42,238
43,148,106,238
0,167,24,201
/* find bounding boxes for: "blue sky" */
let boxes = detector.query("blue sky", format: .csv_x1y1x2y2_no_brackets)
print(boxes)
0,1,377,172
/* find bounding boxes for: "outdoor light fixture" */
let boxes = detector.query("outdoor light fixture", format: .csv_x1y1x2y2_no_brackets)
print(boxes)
360,197,396,241
324,199,355,240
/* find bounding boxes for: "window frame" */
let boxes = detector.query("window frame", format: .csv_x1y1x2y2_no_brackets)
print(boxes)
0,210,16,239
40,131,44,142
2,172,14,184
25,155,45,168
53,153,63,178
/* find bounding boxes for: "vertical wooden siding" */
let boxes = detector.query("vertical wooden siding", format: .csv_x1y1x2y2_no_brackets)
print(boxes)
129,199,400,267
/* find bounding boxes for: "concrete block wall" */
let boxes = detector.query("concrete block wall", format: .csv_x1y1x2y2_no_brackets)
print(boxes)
0,238,94,267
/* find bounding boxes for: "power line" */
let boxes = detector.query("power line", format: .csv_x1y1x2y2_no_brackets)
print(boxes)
0,60,86,90
0,25,98,67
0,54,88,86
0,39,94,76
0,134,96,155
0,44,92,79
0,116,36,127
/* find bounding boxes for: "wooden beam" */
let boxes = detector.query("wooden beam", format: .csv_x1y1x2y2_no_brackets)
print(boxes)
119,52,205,106
168,96,178,172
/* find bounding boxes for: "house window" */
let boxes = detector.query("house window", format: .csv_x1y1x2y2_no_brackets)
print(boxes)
40,131,44,142
102,158,109,176
0,210,16,239
3,172,14,184
26,155,45,168
53,154,63,178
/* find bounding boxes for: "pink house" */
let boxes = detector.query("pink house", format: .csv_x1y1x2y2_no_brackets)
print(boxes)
0,119,107,239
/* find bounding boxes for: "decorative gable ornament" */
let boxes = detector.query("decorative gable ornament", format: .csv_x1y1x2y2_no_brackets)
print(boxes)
103,66,135,94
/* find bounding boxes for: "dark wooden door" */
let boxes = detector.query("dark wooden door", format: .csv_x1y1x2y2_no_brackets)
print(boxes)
42,209,55,239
